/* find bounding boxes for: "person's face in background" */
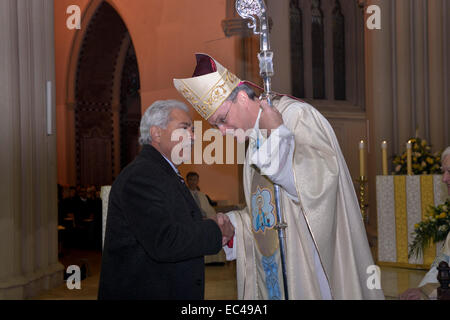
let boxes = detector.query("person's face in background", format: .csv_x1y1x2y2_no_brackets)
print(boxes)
87,187,96,199
186,175,199,191
79,188,87,200
62,187,71,199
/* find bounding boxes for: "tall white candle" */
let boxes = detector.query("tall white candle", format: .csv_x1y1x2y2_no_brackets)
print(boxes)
406,141,412,175
381,141,388,175
359,140,365,177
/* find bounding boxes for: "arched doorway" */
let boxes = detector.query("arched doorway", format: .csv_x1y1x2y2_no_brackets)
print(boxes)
75,1,141,187
119,44,141,170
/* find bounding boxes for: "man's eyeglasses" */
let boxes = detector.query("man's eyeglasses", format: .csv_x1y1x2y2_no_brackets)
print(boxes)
216,102,233,126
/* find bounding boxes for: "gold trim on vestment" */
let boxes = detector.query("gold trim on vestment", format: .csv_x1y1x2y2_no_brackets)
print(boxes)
176,70,240,120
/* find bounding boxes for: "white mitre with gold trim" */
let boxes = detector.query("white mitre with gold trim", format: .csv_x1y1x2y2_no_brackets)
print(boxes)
173,53,241,120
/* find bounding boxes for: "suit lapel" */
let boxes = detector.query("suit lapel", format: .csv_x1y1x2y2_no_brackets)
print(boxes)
140,145,202,220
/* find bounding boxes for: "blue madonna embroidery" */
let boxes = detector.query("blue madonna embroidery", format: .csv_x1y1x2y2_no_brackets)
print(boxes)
262,254,282,300
251,187,276,233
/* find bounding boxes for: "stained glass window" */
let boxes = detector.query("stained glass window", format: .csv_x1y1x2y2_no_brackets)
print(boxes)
333,0,346,100
288,0,362,106
311,0,325,99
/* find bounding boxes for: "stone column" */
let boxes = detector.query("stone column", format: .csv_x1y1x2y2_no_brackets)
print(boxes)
0,0,64,299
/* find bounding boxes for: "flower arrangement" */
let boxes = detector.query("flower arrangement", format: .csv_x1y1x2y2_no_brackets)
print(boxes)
392,137,441,175
408,199,450,259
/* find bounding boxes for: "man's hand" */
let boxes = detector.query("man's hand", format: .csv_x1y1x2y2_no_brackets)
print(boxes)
399,288,423,300
210,213,235,246
258,99,283,136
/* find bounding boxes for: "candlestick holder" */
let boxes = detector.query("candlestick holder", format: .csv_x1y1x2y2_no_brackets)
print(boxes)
357,176,369,223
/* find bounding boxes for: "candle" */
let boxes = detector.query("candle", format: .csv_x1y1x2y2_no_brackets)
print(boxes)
381,141,388,175
359,140,365,177
406,140,412,175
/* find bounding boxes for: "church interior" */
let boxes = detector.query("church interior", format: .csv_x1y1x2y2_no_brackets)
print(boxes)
0,0,449,300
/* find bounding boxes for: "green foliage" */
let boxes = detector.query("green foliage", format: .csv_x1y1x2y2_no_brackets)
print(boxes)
408,199,450,259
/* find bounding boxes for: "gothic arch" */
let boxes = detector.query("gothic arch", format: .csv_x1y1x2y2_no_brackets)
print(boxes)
66,0,103,106
64,0,103,185
66,0,141,186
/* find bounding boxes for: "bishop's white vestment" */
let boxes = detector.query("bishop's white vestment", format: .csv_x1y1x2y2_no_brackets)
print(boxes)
417,232,450,299
224,96,385,300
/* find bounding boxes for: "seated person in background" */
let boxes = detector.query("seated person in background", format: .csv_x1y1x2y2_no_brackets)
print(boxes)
400,146,450,299
186,172,217,219
87,185,103,249
73,186,94,227
87,185,102,217
186,171,226,264
65,186,77,214
59,186,77,227
205,194,217,207
58,185,69,225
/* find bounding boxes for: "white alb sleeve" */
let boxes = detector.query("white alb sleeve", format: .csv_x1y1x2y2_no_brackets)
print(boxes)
250,125,299,201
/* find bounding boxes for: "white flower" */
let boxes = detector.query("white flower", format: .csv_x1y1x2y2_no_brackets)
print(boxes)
443,205,448,212
438,225,449,232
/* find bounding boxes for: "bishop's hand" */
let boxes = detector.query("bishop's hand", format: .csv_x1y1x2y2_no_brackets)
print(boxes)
210,212,235,246
258,99,284,136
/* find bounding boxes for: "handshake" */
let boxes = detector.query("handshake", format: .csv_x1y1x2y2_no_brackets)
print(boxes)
210,213,235,246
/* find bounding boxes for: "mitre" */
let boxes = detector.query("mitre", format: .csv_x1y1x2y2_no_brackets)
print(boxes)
173,53,241,120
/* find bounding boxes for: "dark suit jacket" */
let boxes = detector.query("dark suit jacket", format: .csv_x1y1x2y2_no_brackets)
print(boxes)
98,145,222,300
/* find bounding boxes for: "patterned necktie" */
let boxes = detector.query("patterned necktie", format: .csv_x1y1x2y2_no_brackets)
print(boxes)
176,172,185,184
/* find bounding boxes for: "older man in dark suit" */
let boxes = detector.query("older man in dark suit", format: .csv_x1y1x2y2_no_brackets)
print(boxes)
98,100,234,300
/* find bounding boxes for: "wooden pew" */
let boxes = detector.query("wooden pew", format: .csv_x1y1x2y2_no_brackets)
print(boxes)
437,261,450,300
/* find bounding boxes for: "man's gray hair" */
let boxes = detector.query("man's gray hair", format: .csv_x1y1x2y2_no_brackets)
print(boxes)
226,83,257,102
442,146,450,161
139,100,189,145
